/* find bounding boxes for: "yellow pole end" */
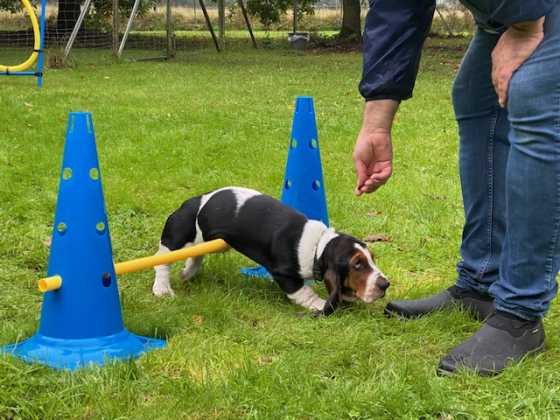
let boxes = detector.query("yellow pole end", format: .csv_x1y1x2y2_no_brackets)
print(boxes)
38,275,63,293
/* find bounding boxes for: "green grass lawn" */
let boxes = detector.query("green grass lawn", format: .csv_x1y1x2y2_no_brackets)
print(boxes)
1,38,560,419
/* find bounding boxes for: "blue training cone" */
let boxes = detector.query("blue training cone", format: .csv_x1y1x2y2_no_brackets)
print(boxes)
1,112,165,370
241,96,329,279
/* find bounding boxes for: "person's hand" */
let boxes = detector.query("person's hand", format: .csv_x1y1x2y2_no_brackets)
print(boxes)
353,128,392,195
491,18,544,108
353,100,398,195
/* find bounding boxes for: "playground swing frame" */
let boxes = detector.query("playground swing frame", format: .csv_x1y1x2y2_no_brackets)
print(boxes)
0,0,47,87
114,0,257,58
58,0,258,62
112,0,257,58
63,0,179,61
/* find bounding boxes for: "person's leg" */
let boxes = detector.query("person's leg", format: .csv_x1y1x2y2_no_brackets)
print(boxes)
489,15,560,321
439,5,560,375
385,28,507,319
453,30,510,297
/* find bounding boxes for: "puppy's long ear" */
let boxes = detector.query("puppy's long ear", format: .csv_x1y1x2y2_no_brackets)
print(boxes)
321,268,341,316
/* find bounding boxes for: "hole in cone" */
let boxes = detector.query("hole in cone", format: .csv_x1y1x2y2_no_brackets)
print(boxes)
102,273,112,287
57,222,67,235
89,168,99,180
62,168,72,180
96,222,106,234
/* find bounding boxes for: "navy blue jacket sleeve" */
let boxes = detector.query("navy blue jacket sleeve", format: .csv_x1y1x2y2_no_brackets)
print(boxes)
489,0,558,26
359,0,436,101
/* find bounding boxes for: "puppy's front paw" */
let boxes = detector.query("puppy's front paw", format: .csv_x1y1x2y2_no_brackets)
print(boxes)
314,303,337,317
152,282,176,297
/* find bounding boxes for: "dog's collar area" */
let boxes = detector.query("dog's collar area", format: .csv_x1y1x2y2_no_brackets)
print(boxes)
312,228,337,281
312,256,323,281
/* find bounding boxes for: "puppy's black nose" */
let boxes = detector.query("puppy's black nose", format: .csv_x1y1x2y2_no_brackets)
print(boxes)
377,277,390,291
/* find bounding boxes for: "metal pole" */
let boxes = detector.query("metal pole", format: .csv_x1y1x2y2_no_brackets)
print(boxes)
166,0,173,58
112,0,119,57
118,0,141,58
199,0,221,52
238,0,257,48
218,0,225,49
0,71,39,76
293,0,298,33
37,0,46,87
64,0,93,59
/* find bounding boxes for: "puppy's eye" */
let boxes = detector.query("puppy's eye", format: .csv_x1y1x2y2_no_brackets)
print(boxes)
353,262,363,271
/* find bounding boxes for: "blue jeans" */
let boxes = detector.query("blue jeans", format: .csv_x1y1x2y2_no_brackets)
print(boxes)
452,4,560,320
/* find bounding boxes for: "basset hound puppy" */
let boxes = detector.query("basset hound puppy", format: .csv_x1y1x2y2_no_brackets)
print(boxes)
153,187,389,315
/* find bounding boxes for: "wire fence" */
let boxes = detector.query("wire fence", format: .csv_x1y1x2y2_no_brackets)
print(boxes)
0,0,474,68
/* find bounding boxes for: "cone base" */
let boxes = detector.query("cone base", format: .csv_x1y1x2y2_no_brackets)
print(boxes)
240,265,272,279
1,330,165,370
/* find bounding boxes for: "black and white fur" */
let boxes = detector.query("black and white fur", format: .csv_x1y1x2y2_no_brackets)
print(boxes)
153,187,389,315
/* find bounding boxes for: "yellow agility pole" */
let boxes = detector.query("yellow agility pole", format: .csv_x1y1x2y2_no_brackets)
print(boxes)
38,275,63,293
37,239,230,292
115,239,229,275
0,0,40,73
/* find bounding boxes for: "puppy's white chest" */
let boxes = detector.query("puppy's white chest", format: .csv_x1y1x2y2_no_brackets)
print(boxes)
297,220,329,279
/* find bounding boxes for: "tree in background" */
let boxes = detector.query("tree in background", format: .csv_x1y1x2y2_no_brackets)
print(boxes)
247,0,362,40
0,0,81,33
56,0,81,33
340,0,361,39
0,0,156,34
246,0,315,31
0,0,23,12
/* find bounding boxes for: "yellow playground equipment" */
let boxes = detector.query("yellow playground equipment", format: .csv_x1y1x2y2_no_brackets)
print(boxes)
0,0,46,86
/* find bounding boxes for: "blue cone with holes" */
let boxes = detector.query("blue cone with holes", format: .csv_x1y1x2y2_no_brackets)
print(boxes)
241,96,329,279
1,112,165,370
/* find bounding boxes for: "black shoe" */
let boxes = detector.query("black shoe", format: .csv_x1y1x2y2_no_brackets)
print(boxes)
384,286,495,321
437,311,545,376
